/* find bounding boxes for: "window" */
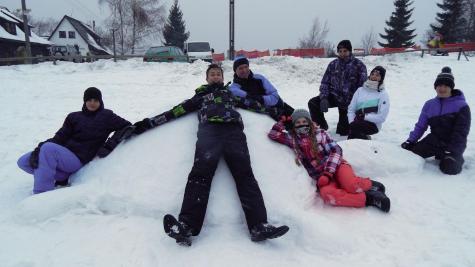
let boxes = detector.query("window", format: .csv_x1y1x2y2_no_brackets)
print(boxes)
59,31,66,38
0,21,17,35
68,31,75,39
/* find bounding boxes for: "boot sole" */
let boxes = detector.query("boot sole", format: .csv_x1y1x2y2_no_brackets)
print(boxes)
380,197,391,213
163,214,192,246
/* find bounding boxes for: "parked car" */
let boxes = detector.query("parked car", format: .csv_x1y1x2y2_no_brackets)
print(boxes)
184,41,214,63
143,46,188,62
49,45,82,62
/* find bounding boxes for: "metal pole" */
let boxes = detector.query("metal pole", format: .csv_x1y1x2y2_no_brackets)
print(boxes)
229,0,235,60
21,0,32,64
112,29,117,62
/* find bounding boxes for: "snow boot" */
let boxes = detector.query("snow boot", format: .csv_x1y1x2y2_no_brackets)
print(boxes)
250,223,289,242
365,190,390,212
163,214,192,246
54,179,70,188
369,180,385,193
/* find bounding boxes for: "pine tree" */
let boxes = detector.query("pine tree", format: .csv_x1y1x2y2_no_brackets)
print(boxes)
162,0,189,49
430,0,467,43
379,0,417,48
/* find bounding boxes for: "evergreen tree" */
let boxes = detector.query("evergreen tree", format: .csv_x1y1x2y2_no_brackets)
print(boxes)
379,0,417,48
430,0,467,43
162,0,189,49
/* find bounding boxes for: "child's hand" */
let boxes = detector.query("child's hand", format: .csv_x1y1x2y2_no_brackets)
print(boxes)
317,172,332,188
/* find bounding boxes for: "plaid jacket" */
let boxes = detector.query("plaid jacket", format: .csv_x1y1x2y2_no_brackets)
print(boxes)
268,121,342,179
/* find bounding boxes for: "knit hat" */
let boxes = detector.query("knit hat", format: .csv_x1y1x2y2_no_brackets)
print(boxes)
337,40,352,52
434,66,455,89
291,109,312,124
233,56,249,72
371,66,386,86
83,87,102,102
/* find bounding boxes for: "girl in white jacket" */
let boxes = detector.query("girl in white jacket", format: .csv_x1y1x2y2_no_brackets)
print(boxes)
347,66,390,139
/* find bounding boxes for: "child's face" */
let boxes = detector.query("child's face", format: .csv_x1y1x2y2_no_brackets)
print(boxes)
235,64,250,79
85,99,101,112
337,48,350,59
206,68,224,84
369,70,382,82
294,117,309,128
436,84,451,98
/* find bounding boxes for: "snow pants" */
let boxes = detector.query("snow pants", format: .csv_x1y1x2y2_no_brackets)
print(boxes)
411,133,464,175
319,162,372,207
17,142,83,194
348,120,379,140
308,95,349,135
179,123,268,235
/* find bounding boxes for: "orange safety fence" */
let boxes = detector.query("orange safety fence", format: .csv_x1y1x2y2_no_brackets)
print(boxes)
212,53,225,62
273,48,325,58
442,42,475,51
370,45,421,55
235,49,270,59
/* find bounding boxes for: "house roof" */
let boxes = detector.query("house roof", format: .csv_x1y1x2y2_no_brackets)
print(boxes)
0,7,50,45
49,15,110,55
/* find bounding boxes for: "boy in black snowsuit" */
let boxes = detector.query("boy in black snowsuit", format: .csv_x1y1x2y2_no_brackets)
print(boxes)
132,64,289,246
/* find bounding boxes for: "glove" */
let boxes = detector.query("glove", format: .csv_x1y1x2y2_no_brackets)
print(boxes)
133,118,152,135
401,140,415,151
280,115,293,130
319,98,329,113
247,94,264,105
96,144,113,158
29,146,41,169
355,111,365,121
317,172,332,188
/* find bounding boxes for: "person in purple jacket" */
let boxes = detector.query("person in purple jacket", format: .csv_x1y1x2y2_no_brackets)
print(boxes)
401,67,471,175
17,87,131,194
230,56,294,120
308,40,367,136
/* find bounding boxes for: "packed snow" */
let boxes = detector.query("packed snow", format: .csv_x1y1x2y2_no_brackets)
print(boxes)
0,53,474,267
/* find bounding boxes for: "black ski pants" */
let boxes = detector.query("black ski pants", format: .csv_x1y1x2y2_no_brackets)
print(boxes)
308,95,349,135
348,120,379,140
179,123,268,235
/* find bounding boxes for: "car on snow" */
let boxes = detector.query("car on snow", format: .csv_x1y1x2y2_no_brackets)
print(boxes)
183,41,214,63
143,46,188,62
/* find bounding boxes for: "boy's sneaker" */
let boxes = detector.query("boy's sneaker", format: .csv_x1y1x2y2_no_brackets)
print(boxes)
369,180,385,193
365,190,390,213
163,214,192,246
250,223,289,242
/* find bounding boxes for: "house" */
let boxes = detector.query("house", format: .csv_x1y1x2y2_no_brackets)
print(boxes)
0,6,51,59
48,15,111,56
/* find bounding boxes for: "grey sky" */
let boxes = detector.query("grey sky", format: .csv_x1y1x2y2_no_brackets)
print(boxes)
2,0,441,52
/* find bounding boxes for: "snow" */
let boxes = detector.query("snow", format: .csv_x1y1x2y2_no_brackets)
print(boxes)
0,24,51,45
86,33,112,55
1,53,474,267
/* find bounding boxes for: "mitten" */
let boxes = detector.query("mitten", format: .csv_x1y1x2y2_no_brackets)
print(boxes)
317,172,332,188
319,98,329,113
133,118,152,135
401,140,415,151
280,115,293,130
248,94,264,105
355,111,365,121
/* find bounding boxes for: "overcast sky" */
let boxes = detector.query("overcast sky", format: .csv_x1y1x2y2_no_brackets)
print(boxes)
2,0,441,52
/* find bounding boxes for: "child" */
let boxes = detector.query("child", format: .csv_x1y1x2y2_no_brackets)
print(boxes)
17,87,131,194
268,108,390,212
401,67,471,175
132,64,288,246
347,66,390,140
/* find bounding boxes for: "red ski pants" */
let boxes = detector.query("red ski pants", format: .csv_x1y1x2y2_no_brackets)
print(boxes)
319,162,372,208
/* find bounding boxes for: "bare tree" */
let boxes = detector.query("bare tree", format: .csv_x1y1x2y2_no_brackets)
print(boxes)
12,9,57,37
298,17,329,48
100,0,165,54
467,0,475,41
361,27,378,55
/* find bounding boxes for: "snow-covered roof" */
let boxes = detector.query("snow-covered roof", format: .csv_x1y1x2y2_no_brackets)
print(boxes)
0,24,51,45
0,10,18,23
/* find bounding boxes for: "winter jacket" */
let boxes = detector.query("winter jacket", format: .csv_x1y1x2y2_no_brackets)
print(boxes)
268,121,342,179
148,83,268,129
46,104,131,164
408,89,471,156
319,55,367,107
230,71,281,107
347,82,390,130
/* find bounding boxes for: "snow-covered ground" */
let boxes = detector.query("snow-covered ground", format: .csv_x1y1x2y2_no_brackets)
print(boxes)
0,53,474,267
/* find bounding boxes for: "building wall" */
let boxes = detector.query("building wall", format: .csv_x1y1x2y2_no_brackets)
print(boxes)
49,19,89,56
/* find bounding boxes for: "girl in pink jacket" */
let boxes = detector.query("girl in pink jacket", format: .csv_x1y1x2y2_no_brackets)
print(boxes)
268,109,390,212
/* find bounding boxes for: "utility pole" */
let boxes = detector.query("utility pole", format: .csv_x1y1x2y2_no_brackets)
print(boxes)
112,29,117,62
229,0,235,60
21,0,32,64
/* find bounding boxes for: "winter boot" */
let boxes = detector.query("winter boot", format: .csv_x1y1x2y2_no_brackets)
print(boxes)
163,214,193,246
54,179,70,188
250,223,289,242
365,190,390,212
369,180,385,193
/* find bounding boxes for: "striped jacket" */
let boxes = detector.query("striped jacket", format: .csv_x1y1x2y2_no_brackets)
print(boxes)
268,121,343,179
